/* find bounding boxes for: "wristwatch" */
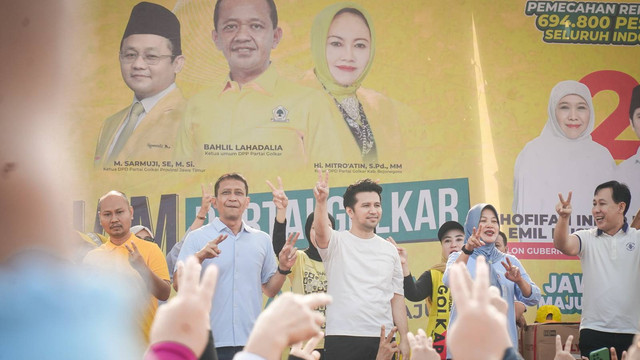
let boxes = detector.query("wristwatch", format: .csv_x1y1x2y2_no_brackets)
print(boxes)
461,244,474,255
277,267,292,275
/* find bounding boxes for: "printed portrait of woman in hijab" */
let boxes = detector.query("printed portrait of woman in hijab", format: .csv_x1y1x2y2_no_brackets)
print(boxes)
512,80,615,240
303,2,418,164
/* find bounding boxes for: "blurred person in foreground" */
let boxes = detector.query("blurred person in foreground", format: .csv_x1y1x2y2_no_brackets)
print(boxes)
0,1,142,358
145,255,333,360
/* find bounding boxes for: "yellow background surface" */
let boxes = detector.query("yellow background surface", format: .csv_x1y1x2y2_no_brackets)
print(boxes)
68,0,639,330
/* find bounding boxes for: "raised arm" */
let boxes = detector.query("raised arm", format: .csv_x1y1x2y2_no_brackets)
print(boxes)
456,224,486,264
267,176,289,255
553,192,580,256
168,183,215,282
126,241,171,301
388,237,432,302
406,329,440,360
148,256,219,359
312,169,331,249
447,257,512,360
192,183,214,231
262,232,299,298
241,293,331,360
404,271,432,302
387,237,410,276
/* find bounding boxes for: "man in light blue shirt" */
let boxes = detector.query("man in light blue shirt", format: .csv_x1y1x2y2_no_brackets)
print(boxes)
175,173,297,360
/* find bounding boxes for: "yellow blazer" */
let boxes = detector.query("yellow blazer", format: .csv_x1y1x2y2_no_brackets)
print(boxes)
94,87,186,167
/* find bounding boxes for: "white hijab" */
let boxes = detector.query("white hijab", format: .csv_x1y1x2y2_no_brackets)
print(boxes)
540,80,595,142
513,81,615,240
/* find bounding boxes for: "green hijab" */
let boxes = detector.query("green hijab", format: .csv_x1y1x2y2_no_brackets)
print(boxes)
310,2,376,101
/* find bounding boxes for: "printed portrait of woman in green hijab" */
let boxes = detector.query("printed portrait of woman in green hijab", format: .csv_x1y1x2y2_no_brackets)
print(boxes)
304,2,414,164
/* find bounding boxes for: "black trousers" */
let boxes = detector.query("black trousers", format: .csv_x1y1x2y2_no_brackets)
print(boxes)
289,349,324,360
324,335,396,360
579,328,635,358
215,346,243,360
199,330,218,360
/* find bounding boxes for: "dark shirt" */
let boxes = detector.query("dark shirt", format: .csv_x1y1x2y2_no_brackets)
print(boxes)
272,218,321,262
403,270,433,302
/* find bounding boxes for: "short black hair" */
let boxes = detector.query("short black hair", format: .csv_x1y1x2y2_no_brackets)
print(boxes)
594,180,631,216
629,85,640,120
214,173,249,197
304,211,336,243
498,231,508,245
343,179,382,210
213,0,278,31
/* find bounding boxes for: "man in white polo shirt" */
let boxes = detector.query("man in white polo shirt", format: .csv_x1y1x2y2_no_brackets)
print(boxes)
553,180,639,358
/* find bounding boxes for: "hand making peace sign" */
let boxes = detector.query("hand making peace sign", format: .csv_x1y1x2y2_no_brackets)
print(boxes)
278,232,299,270
199,183,214,213
196,234,228,264
465,224,486,251
313,168,329,203
501,257,522,283
376,325,399,360
555,191,573,218
266,176,288,211
124,241,146,272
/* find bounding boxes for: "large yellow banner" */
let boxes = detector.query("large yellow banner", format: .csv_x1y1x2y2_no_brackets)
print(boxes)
69,0,639,330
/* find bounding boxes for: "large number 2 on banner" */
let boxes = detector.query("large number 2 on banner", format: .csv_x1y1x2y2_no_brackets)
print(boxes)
580,70,640,160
